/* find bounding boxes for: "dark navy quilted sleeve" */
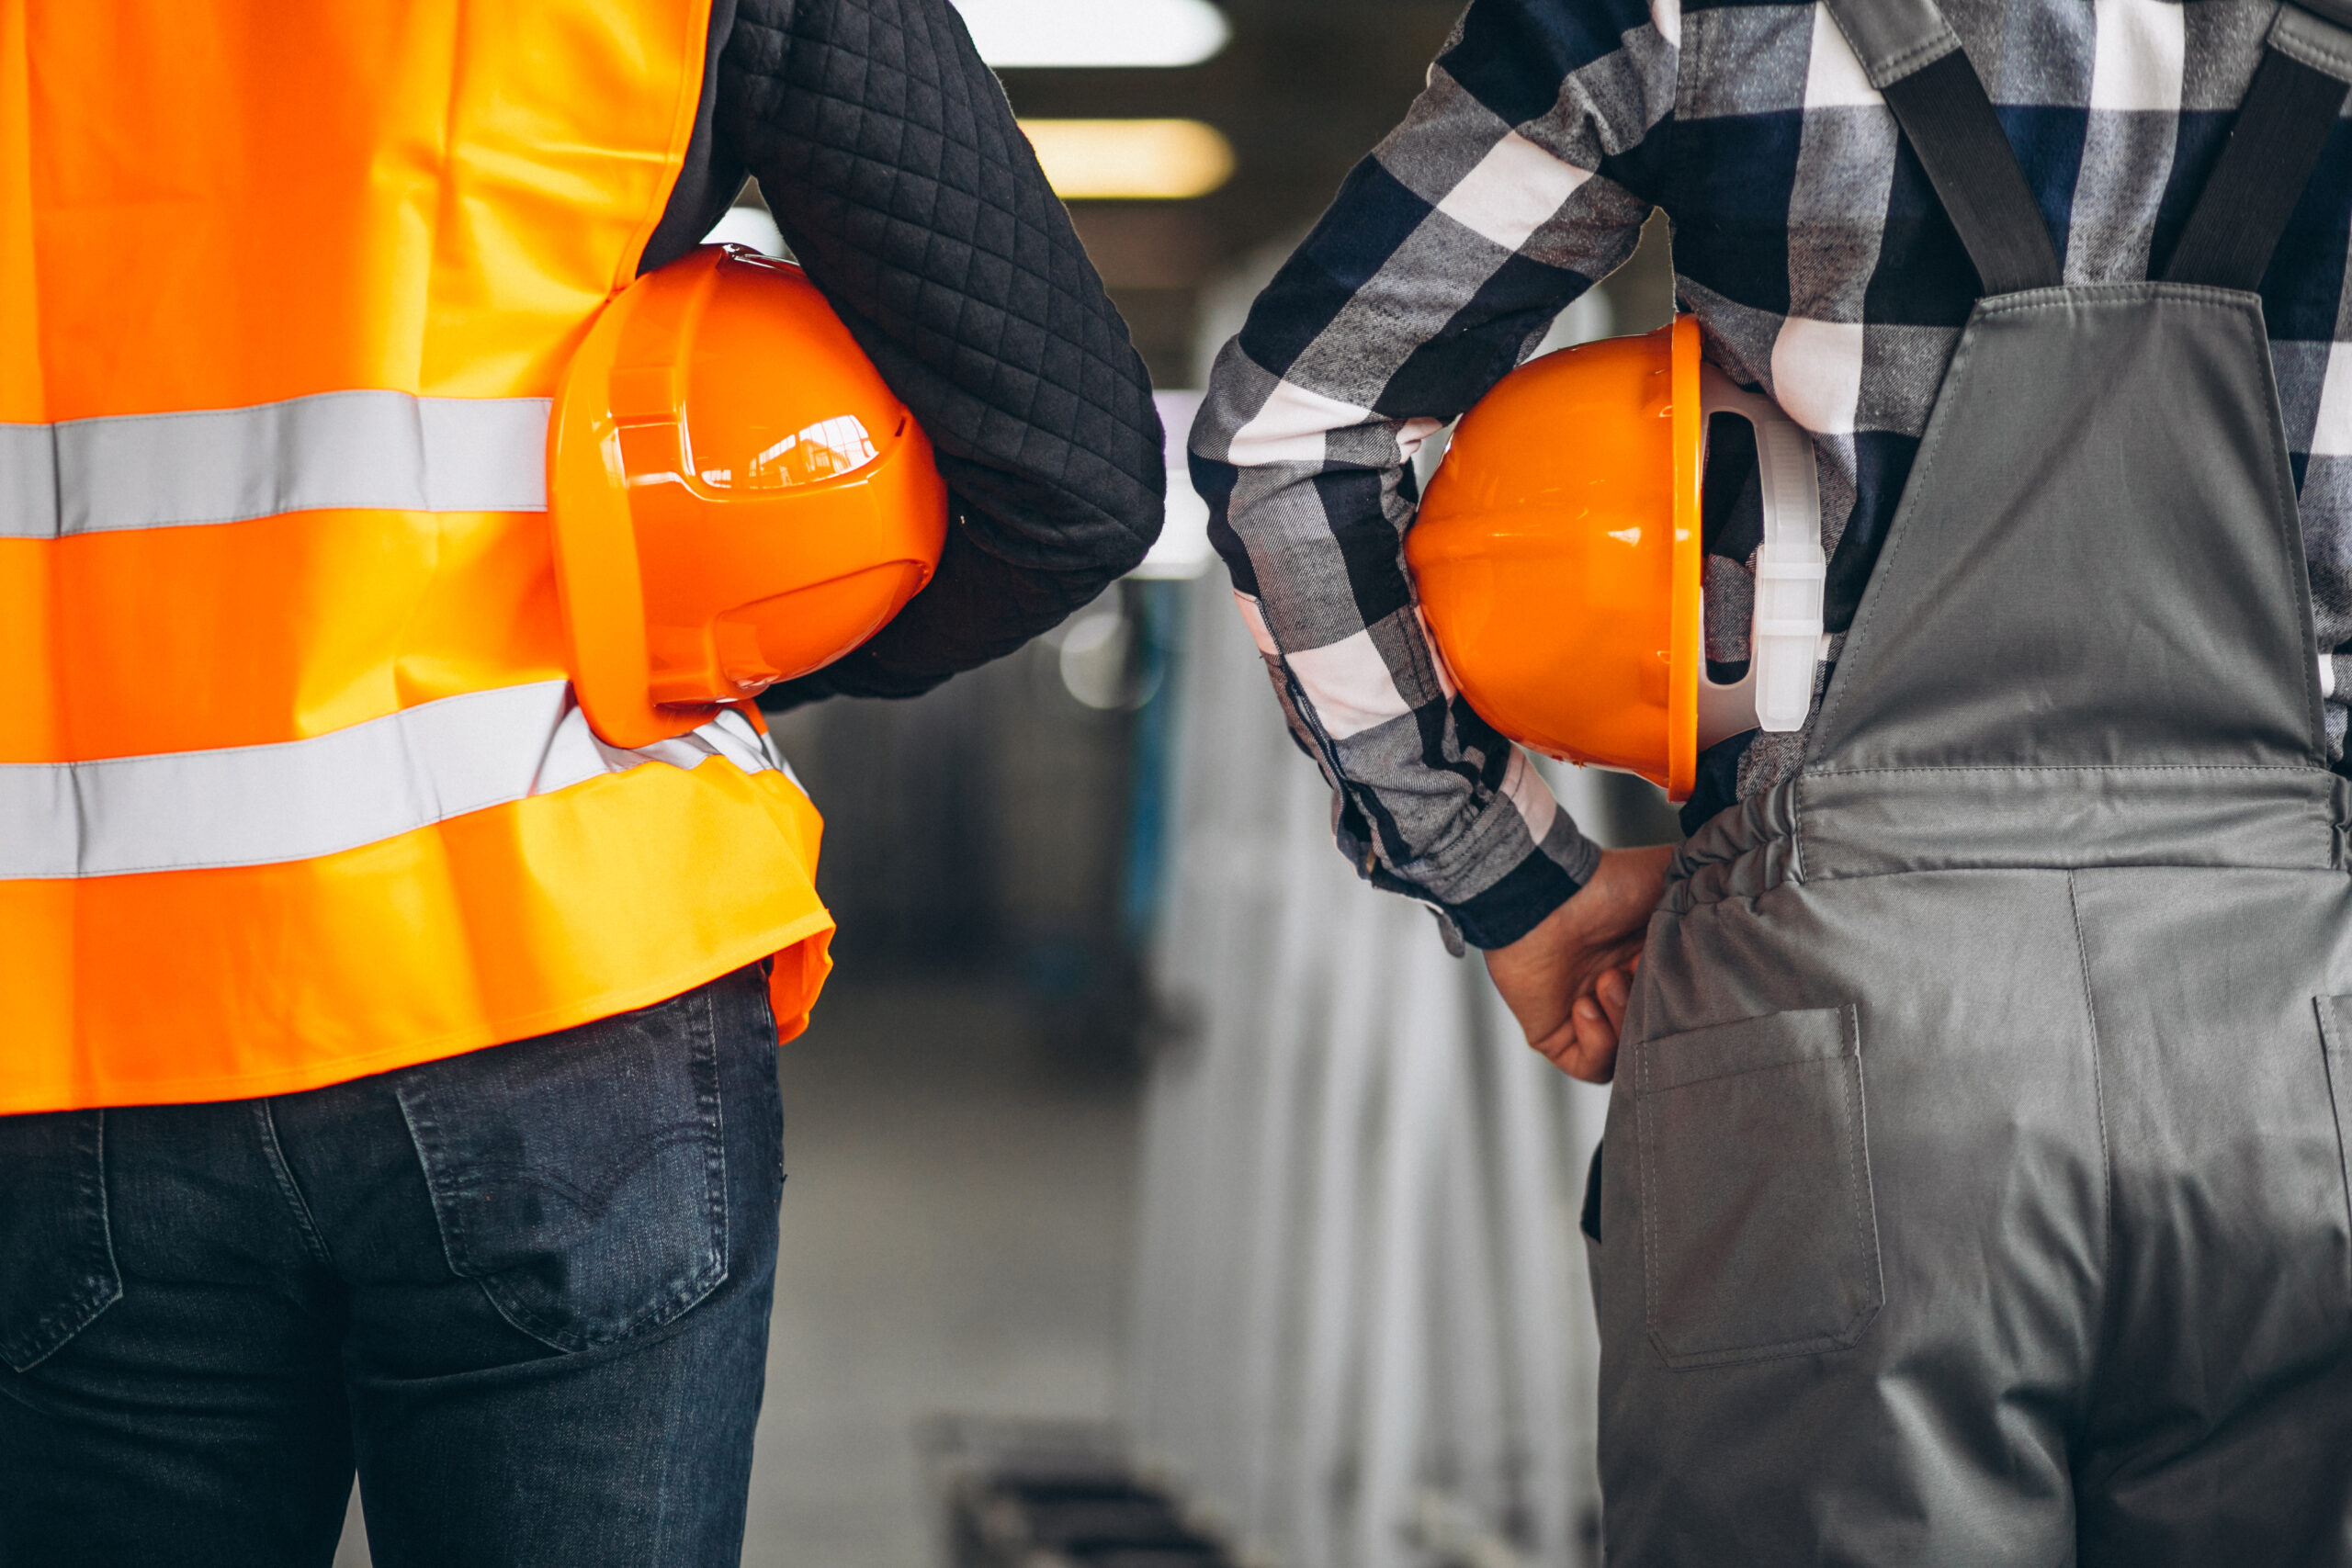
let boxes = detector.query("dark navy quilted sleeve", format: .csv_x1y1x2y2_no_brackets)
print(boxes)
719,0,1166,705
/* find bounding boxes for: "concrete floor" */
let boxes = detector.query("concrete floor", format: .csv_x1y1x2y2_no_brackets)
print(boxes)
335,977,1141,1567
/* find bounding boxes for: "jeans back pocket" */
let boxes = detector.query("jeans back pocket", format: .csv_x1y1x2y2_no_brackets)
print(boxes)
0,1111,121,1372
1634,1004,1882,1370
394,987,730,1353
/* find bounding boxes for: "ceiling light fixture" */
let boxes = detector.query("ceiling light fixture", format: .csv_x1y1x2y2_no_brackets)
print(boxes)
1019,119,1236,201
953,0,1231,69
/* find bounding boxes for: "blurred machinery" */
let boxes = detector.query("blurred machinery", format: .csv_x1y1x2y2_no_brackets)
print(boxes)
1116,209,1679,1568
766,207,1675,1568
926,1418,1242,1568
1125,565,1679,1568
762,581,1162,1056
767,10,1685,1562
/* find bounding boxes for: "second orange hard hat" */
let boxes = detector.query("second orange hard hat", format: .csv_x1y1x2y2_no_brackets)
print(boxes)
550,244,949,750
1406,316,1826,802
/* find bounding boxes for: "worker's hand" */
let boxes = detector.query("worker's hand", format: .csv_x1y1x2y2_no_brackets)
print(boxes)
1485,845,1675,1084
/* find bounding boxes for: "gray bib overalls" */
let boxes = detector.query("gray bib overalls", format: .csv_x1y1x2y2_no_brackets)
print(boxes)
1589,0,2352,1560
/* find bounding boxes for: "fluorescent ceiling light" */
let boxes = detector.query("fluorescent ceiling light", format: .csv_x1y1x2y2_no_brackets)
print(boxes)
954,0,1230,68
1021,119,1235,201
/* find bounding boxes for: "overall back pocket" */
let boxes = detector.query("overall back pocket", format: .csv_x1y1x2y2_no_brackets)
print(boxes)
1634,1004,1882,1370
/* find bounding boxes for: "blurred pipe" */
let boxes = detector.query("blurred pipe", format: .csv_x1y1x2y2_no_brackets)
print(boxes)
1482,980,1585,1566
1351,919,1458,1568
1435,1027,1510,1534
1135,568,1617,1568
1230,756,1338,1551
1119,581,1183,948
1292,881,1392,1568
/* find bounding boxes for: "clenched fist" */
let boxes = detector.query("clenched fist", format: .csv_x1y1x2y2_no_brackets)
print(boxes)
1484,845,1674,1082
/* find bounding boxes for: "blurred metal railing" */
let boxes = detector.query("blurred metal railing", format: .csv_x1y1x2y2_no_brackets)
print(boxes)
1130,566,1657,1568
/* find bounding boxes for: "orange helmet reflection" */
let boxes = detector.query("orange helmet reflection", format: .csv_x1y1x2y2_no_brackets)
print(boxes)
550,244,949,750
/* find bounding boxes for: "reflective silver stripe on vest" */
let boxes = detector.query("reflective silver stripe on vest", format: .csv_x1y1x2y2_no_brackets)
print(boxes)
0,684,776,879
0,391,550,539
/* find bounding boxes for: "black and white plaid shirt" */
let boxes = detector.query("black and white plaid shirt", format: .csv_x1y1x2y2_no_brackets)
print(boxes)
1190,0,2352,950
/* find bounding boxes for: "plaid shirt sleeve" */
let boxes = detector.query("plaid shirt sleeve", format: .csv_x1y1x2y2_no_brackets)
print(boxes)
1188,0,1679,950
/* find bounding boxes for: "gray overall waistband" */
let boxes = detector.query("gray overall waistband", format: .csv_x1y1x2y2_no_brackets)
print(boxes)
1665,766,2352,910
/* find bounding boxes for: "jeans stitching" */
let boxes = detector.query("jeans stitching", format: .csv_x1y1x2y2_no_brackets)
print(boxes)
252,1101,334,1269
698,982,731,1293
393,987,737,1353
0,1113,122,1372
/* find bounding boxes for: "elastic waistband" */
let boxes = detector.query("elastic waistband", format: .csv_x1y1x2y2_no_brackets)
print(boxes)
1667,766,2350,910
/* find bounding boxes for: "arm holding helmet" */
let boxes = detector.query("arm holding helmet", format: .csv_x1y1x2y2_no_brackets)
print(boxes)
1487,844,1674,1081
700,0,1167,705
1189,0,1679,1073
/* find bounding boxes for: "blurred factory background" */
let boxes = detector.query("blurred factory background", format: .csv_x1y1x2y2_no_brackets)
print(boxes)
329,4,1682,1564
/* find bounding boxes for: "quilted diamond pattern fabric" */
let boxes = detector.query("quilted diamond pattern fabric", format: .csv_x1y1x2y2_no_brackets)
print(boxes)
716,0,1167,704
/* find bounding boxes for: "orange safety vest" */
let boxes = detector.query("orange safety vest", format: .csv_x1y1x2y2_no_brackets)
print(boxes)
0,0,834,1115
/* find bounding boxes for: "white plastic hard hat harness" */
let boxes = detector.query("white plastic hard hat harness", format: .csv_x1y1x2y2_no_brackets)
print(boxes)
1695,366,1830,749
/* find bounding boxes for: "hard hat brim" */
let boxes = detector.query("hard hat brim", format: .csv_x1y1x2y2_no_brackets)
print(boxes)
549,254,729,752
1665,314,1704,802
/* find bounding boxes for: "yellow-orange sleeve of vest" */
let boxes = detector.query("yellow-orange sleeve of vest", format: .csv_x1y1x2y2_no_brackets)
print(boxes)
0,764,833,1115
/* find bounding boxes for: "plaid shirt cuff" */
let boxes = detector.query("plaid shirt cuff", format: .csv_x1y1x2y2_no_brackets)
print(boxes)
1417,829,1600,951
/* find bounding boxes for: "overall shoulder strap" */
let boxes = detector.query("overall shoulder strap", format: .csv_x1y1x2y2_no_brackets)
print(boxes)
2163,1,2352,290
1817,0,2063,295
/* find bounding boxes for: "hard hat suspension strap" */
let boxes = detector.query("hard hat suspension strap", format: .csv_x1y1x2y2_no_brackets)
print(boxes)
2162,3,2352,291
1696,370,1827,745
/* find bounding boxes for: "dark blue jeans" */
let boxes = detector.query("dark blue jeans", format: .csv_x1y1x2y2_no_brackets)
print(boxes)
0,964,784,1567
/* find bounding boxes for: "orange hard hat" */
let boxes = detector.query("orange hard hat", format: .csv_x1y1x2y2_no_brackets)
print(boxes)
1407,316,1824,802
549,244,949,750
